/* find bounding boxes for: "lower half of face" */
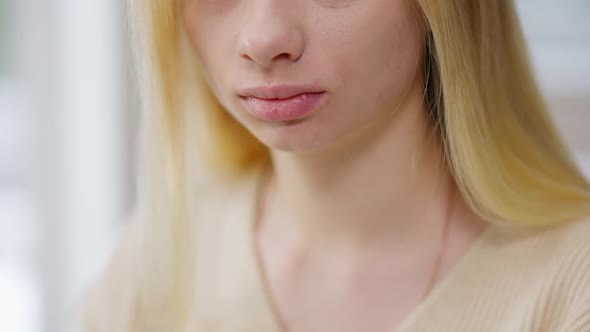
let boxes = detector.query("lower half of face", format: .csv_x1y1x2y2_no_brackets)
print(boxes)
183,0,426,153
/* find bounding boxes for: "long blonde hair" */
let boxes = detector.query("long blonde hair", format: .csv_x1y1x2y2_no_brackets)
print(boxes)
128,0,590,329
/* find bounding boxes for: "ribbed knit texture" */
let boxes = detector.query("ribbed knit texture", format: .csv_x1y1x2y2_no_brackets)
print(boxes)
81,167,590,332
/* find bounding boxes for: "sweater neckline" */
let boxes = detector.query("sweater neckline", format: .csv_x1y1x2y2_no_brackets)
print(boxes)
242,162,496,332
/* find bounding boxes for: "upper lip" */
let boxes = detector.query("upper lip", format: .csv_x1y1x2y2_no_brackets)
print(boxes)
238,84,326,100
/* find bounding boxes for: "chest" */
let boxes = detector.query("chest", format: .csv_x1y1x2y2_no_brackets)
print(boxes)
258,249,437,332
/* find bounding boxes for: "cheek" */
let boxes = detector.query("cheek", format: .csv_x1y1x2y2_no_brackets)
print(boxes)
181,2,207,59
317,2,423,107
181,1,236,83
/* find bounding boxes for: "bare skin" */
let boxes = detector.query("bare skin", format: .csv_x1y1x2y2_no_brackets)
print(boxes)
254,102,489,331
182,0,490,331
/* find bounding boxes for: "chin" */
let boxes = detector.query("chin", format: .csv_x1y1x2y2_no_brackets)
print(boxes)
247,117,335,153
227,101,353,153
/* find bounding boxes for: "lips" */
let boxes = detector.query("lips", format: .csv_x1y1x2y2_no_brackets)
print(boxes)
238,84,325,99
238,85,328,122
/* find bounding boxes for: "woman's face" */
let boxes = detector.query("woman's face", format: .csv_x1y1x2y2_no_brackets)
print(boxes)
182,0,425,152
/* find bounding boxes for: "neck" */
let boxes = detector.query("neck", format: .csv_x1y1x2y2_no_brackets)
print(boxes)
261,90,459,249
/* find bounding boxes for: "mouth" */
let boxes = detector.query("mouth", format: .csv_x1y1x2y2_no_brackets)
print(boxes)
238,84,326,99
238,84,328,122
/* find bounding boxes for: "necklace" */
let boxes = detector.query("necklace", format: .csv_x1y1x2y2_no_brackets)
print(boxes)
252,163,454,331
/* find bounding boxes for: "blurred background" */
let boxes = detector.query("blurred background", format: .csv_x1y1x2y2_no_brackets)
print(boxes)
0,0,588,331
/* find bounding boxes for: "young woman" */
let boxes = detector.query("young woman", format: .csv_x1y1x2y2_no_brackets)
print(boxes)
81,0,590,331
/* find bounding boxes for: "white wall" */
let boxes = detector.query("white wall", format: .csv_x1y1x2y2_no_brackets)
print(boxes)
14,0,129,331
516,0,590,170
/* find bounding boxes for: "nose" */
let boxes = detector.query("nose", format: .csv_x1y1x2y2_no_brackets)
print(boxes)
237,2,305,69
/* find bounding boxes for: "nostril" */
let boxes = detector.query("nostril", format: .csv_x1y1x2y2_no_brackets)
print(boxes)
272,53,293,62
241,52,294,64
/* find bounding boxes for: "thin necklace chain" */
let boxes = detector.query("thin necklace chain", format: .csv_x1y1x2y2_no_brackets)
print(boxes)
252,164,453,332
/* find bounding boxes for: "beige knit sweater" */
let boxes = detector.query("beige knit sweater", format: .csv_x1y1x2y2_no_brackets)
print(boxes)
81,167,590,332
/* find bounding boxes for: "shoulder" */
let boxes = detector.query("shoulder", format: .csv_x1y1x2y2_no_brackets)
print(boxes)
501,214,590,282
79,165,264,332
78,212,146,332
503,215,590,331
486,214,590,261
548,216,590,331
444,216,590,330
535,215,590,268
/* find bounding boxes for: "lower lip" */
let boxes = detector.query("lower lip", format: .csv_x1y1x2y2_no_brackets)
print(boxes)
241,92,327,122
